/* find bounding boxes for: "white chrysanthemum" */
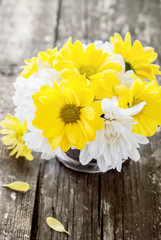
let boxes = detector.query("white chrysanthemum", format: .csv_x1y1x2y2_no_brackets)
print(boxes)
13,68,62,159
80,97,149,172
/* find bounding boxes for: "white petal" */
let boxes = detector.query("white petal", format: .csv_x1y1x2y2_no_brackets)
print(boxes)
101,98,112,114
128,148,140,161
134,134,149,144
111,96,118,108
79,147,94,165
116,158,123,172
125,101,146,116
97,155,108,172
111,121,126,133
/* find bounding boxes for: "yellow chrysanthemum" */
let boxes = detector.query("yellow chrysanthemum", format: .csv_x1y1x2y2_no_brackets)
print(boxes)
20,47,58,79
32,82,104,152
54,40,122,99
115,78,161,136
0,114,33,160
110,32,161,81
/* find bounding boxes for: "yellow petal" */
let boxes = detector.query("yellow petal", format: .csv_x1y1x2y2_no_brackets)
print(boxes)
61,36,72,49
66,123,80,144
1,135,16,145
0,129,15,135
80,117,94,136
46,217,69,234
9,144,20,156
90,117,104,131
91,101,103,116
25,151,33,161
50,135,62,149
60,134,71,152
81,107,95,120
3,181,30,192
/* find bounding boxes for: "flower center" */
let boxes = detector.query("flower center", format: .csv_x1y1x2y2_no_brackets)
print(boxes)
60,104,81,124
79,65,96,78
125,62,134,72
105,126,120,143
15,130,24,140
109,131,120,142
128,98,141,107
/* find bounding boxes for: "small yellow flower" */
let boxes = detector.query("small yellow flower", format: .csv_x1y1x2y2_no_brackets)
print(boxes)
32,82,104,152
20,47,58,79
110,32,161,81
54,40,122,99
115,78,161,136
0,114,33,160
37,47,58,67
20,57,38,79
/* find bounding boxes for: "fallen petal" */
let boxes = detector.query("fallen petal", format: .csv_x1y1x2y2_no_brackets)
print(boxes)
3,181,30,192
46,217,69,234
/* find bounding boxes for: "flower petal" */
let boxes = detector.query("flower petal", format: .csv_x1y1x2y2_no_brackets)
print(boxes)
3,181,30,192
46,217,69,234
81,107,95,120
124,101,146,116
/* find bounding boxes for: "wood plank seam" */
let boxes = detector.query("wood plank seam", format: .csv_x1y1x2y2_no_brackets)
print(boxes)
53,0,63,47
30,166,41,240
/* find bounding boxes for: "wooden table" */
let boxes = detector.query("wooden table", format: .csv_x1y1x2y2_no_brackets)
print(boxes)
0,0,161,239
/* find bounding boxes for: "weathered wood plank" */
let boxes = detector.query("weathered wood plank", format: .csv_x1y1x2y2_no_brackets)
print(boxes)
0,0,59,239
33,0,161,239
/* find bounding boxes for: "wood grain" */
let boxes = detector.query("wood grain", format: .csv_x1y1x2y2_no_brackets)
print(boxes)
0,0,161,239
0,0,59,239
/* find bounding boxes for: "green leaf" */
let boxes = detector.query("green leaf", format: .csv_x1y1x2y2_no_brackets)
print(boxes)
3,181,30,192
46,217,69,234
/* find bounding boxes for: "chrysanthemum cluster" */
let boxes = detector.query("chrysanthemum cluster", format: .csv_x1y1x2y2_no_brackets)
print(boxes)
1,32,161,172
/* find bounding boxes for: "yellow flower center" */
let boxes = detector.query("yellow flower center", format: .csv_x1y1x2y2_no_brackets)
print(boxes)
60,104,81,124
79,65,96,78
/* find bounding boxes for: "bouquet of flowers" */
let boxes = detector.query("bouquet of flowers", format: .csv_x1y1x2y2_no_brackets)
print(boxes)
1,32,161,172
